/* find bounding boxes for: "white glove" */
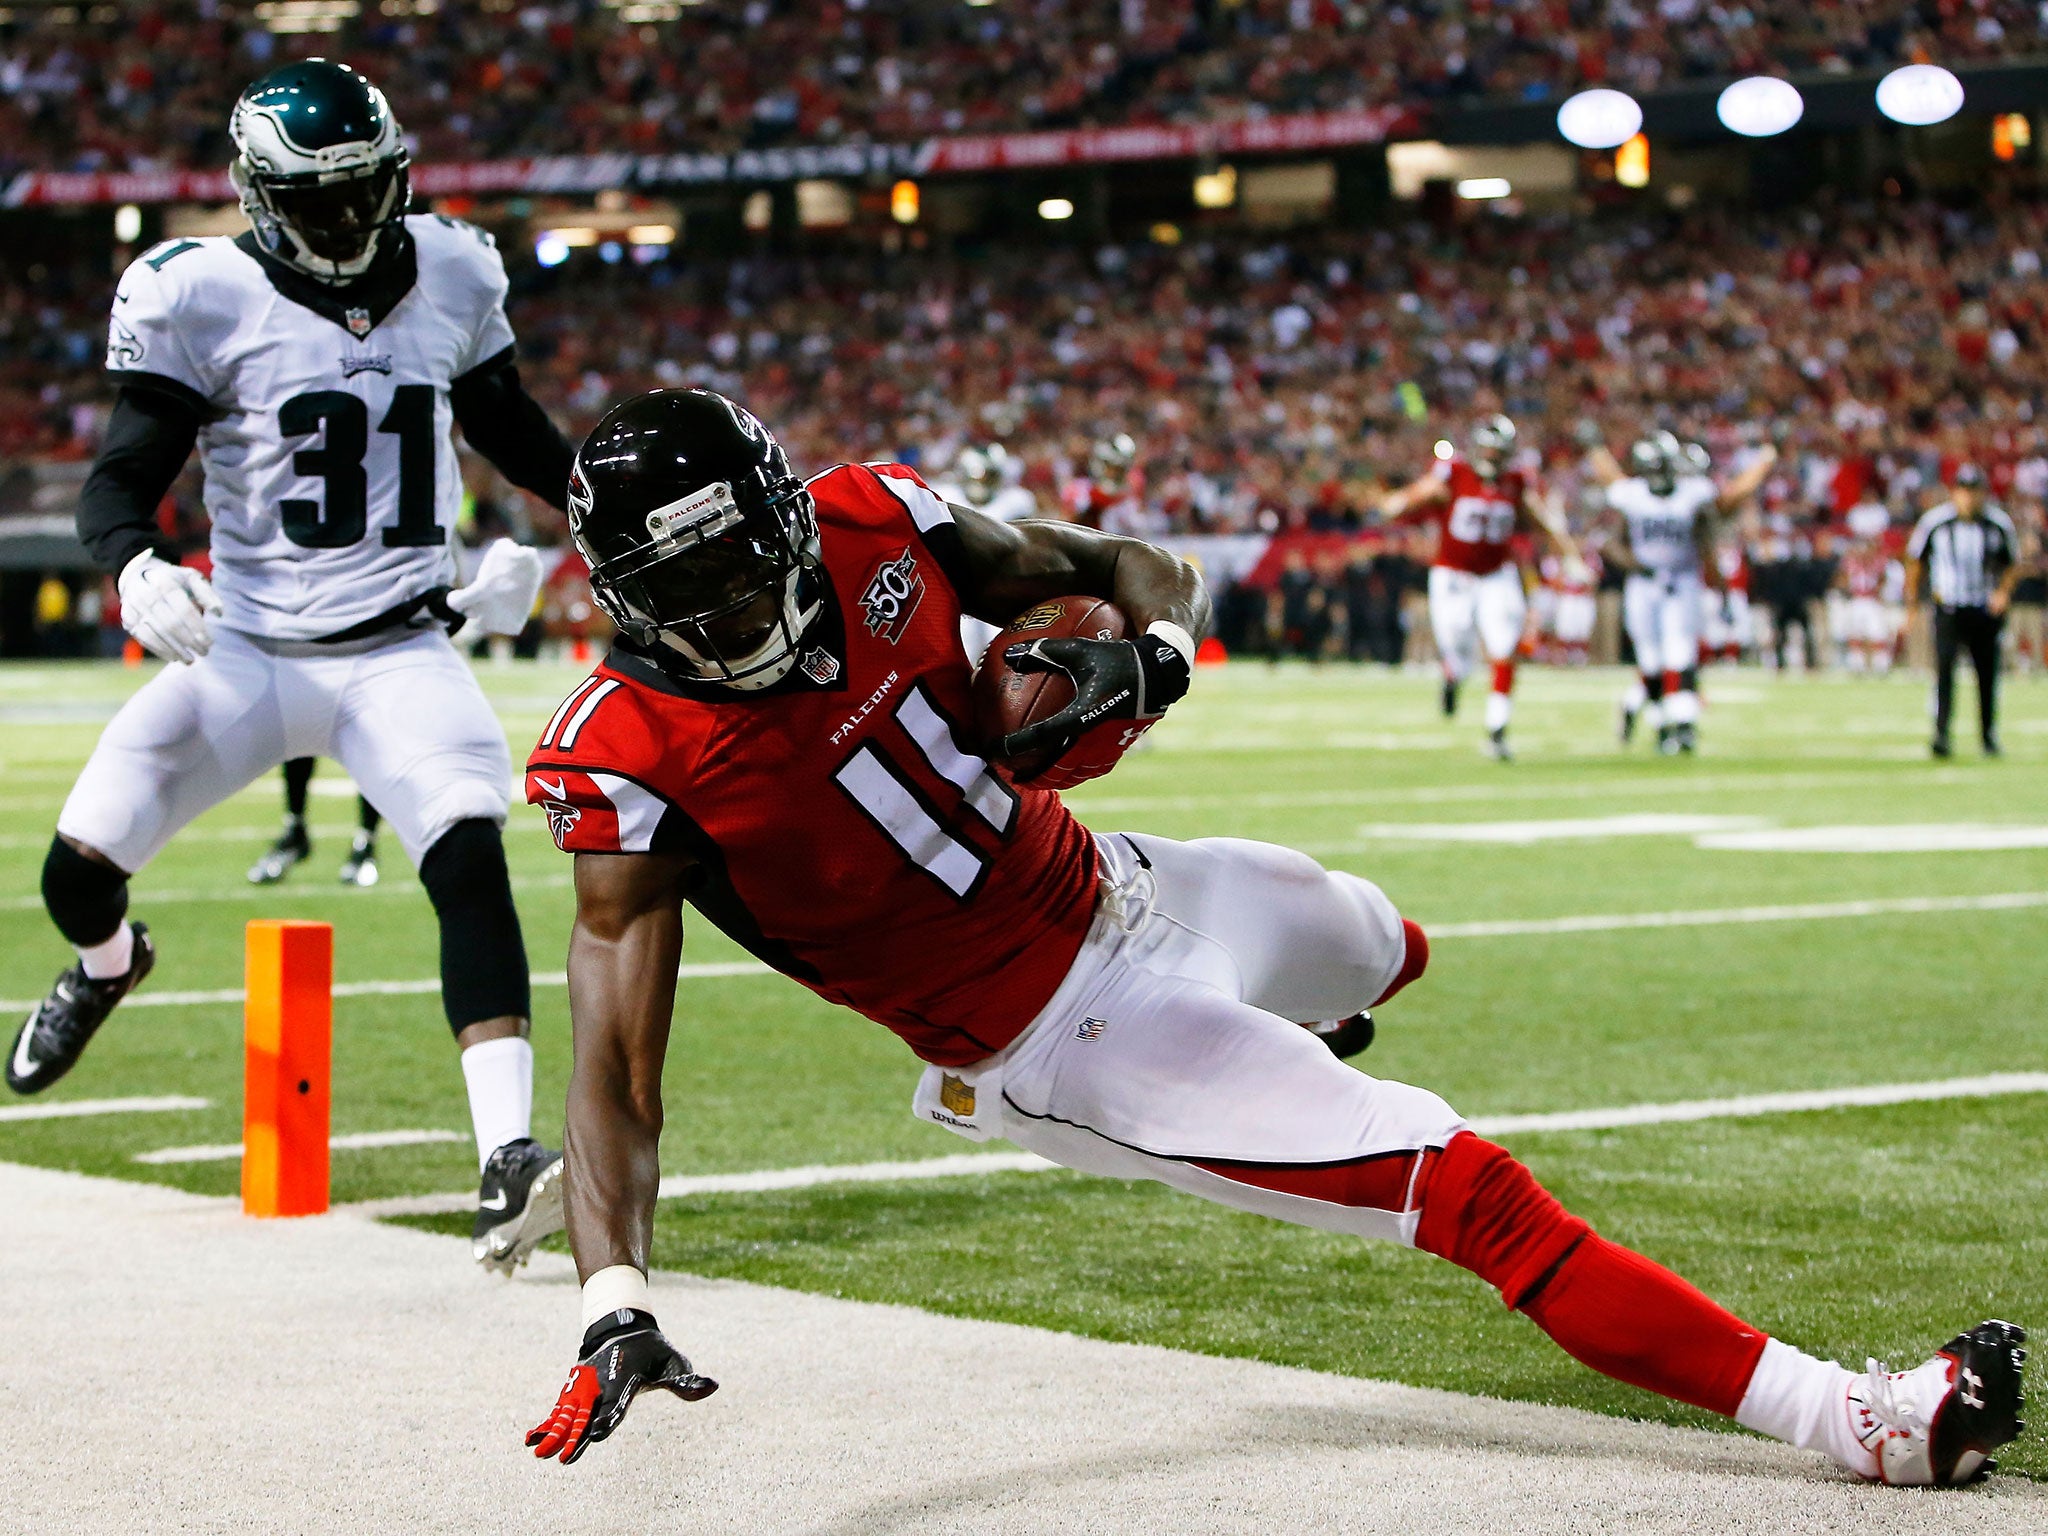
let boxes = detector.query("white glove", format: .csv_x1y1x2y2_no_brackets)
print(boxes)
117,550,221,665
1560,554,1592,587
446,539,544,637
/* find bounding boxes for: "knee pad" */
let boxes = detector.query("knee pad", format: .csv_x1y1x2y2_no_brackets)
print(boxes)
43,835,130,948
1412,1132,1591,1308
419,818,531,1034
1373,919,1429,1006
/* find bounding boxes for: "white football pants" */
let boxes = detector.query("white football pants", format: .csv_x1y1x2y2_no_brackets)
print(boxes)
1428,564,1525,682
58,624,512,874
1622,571,1704,677
916,832,1462,1245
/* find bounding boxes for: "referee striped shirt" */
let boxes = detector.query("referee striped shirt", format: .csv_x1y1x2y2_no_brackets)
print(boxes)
1907,502,2018,608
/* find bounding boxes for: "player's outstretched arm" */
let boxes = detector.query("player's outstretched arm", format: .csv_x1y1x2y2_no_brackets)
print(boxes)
530,848,717,1464
949,503,1210,639
1377,472,1448,520
1716,443,1777,513
449,352,577,512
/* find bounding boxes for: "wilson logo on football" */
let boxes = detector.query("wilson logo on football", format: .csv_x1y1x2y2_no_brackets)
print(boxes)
858,547,924,644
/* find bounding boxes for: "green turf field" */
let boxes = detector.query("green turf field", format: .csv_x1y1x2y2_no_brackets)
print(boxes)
3,656,2045,1469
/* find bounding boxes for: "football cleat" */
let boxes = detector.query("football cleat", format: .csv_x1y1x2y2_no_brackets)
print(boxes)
1848,1320,2026,1486
1305,1012,1375,1060
1930,735,1953,759
1674,722,1697,754
1656,722,1682,756
1487,726,1514,763
474,1136,566,1274
1618,697,1639,745
7,923,155,1095
338,830,380,888
248,820,311,884
1440,678,1460,718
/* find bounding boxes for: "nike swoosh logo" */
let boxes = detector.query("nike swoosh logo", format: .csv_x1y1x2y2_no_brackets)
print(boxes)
533,777,567,801
479,1191,510,1211
11,1024,40,1080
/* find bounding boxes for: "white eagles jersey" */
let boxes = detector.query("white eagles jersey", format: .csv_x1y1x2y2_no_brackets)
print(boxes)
106,214,516,641
1607,474,1718,578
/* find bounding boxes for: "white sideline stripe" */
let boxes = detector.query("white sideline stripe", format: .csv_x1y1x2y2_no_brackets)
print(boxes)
0,1094,210,1124
134,1129,465,1165
1427,890,2048,939
344,1072,2048,1217
0,961,768,1014
9,894,2043,1015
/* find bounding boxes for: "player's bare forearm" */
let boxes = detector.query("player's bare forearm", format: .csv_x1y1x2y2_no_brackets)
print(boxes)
1523,495,1581,564
952,506,1210,636
1717,445,1776,512
1378,474,1445,521
1584,446,1624,488
562,850,692,1281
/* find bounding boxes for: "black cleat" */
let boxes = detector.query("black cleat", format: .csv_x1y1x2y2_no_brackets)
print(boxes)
1440,678,1459,718
1930,735,1953,759
1983,733,2002,758
1487,726,1514,763
1619,698,1639,745
338,830,380,888
1852,1320,2028,1485
248,820,311,885
7,923,154,1095
1675,721,1698,754
474,1136,565,1274
1306,1011,1375,1060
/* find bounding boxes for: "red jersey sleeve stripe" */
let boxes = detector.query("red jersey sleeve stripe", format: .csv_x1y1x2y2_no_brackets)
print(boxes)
556,679,622,752
539,677,602,750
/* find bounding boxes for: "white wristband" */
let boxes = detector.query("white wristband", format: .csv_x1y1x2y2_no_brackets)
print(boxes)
1144,619,1196,667
580,1264,650,1330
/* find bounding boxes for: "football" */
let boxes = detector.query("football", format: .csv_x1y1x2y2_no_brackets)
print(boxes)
971,595,1153,789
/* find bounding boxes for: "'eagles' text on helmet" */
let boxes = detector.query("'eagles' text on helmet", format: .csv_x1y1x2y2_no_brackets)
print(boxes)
569,390,821,691
231,59,410,284
1628,431,1683,495
1468,414,1517,479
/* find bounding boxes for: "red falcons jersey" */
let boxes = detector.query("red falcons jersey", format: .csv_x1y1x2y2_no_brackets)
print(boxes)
1423,458,1527,575
525,462,1099,1068
1843,550,1885,598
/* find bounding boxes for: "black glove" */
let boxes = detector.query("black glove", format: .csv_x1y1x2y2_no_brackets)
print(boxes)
999,631,1192,762
527,1309,718,1464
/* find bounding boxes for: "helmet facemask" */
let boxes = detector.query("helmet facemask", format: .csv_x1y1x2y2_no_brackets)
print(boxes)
1630,432,1682,496
585,476,823,691
1468,415,1516,481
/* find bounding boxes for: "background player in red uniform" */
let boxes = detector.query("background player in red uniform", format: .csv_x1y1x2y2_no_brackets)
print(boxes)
523,390,2024,1488
1379,416,1582,760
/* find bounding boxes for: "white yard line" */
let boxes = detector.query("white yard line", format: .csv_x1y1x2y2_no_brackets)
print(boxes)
341,1073,2048,1219
134,1128,466,1165
0,1094,210,1124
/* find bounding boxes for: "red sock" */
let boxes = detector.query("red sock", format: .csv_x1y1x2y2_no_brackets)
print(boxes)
1415,1133,1766,1417
1662,669,1684,696
1491,660,1515,695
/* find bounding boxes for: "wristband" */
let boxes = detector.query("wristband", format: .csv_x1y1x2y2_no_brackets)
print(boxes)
580,1264,650,1329
1144,619,1196,667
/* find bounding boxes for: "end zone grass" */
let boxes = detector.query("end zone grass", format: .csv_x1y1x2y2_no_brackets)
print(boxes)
3,657,2044,1473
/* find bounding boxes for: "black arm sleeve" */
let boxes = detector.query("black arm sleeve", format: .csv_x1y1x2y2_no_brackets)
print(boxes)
449,346,576,512
77,386,200,577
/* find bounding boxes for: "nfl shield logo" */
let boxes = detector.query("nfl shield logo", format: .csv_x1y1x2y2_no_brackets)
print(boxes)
345,307,373,339
800,647,841,685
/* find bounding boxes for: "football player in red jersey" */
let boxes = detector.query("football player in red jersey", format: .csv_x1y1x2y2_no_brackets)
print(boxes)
1379,416,1583,761
523,390,2025,1486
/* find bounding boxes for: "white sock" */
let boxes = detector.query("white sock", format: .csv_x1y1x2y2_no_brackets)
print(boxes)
1735,1338,1873,1477
1665,689,1701,727
1484,690,1511,732
1622,678,1647,713
460,1035,534,1171
78,923,134,980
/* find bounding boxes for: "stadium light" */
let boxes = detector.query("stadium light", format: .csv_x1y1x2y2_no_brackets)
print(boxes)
625,224,675,245
1455,177,1512,201
1615,134,1650,188
1717,76,1804,137
1993,113,2032,162
1193,166,1237,209
1038,198,1075,221
533,233,571,268
890,180,920,224
1556,88,1642,150
1433,439,1454,461
113,203,143,243
1877,64,1965,126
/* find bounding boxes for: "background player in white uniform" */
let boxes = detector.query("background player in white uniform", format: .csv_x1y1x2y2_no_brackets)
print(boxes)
8,60,572,1272
1587,430,1776,753
932,442,1039,660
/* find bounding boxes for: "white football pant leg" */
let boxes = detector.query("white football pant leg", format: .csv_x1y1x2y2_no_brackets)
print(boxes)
1427,566,1479,682
1622,574,1668,679
1474,564,1527,663
328,629,513,867
55,629,315,873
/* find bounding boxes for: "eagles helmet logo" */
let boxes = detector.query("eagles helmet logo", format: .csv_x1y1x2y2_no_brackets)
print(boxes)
858,548,924,644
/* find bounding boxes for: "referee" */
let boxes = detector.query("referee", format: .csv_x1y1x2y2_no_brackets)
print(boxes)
1905,466,2023,757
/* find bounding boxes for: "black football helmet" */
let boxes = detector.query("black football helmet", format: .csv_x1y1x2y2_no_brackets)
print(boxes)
569,390,822,690
1628,430,1683,495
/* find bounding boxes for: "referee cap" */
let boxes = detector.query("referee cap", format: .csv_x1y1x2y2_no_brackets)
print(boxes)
1953,463,1987,488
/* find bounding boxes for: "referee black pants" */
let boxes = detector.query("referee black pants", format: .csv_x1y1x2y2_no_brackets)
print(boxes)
1932,604,2001,747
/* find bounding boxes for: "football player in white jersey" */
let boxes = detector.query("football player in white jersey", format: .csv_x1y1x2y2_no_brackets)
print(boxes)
1586,430,1776,753
933,443,1041,660
9,60,571,1273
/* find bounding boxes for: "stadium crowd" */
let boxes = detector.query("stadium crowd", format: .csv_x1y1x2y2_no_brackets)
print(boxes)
1,0,2042,175
7,188,2048,662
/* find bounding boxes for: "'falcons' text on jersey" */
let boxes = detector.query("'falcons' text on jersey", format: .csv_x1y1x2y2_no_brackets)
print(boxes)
107,214,516,639
1426,458,1531,575
525,463,1101,1068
